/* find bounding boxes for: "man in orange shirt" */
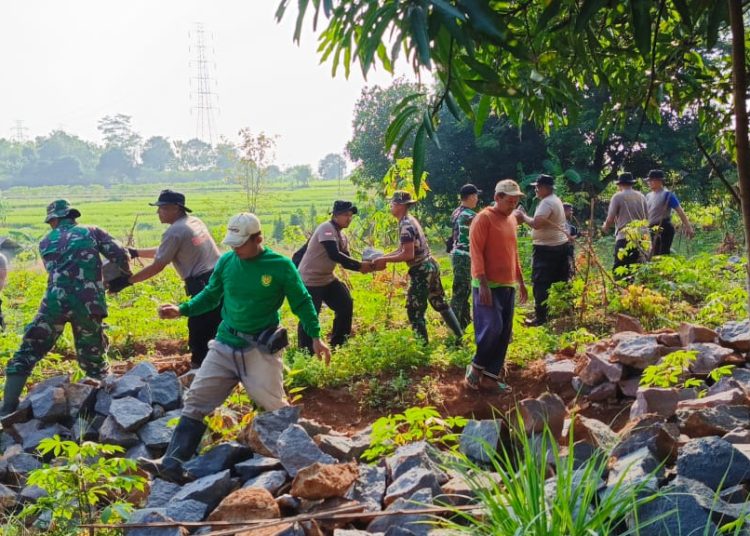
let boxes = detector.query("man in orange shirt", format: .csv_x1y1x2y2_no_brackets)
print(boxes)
465,180,528,392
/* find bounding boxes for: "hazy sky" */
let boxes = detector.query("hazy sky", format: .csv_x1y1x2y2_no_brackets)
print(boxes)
1,0,414,168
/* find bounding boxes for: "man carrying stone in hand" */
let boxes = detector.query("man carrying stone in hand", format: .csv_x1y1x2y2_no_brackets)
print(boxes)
127,189,222,369
140,212,330,483
1,200,131,416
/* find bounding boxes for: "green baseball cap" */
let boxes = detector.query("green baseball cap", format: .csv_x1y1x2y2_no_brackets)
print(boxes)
45,199,81,223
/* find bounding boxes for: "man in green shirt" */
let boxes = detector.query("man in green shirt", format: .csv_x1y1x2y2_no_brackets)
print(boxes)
141,212,331,482
448,184,480,329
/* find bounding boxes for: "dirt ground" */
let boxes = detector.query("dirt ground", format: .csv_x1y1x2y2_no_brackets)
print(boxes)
118,347,633,436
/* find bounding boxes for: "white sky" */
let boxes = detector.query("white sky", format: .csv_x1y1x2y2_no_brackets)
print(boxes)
0,0,414,168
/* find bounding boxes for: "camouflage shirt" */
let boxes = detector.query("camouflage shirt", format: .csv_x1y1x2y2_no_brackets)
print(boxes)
399,214,430,268
450,206,476,256
39,219,131,317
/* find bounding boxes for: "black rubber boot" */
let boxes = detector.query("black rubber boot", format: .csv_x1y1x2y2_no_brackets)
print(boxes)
440,308,464,339
1,374,29,417
138,416,206,483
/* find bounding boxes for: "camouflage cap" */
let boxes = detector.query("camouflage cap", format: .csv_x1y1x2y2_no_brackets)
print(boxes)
45,199,81,223
389,190,418,205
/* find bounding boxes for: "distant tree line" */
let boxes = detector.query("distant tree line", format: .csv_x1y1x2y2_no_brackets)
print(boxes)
0,113,347,189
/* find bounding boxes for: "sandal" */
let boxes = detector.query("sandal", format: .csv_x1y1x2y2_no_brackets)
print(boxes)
464,364,482,390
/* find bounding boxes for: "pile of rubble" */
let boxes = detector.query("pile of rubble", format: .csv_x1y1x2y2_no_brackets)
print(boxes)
1,319,750,534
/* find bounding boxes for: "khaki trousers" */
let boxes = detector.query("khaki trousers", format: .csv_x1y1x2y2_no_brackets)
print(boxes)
182,339,288,420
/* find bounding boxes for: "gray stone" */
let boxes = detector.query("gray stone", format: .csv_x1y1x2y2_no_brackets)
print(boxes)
19,485,46,503
276,424,336,477
718,320,750,352
517,393,567,438
166,499,209,522
612,416,680,464
345,463,386,512
65,383,97,418
125,509,184,536
317,434,369,462
171,469,234,511
110,396,153,432
242,405,301,457
136,386,153,406
94,389,112,415
183,441,252,479
667,476,748,522
125,443,154,460
459,420,500,463
138,415,176,450
0,483,17,509
99,415,140,448
677,437,750,491
235,456,283,480
384,466,441,506
606,446,661,492
580,350,623,385
679,322,718,346
677,388,749,410
545,359,576,385
6,418,42,445
242,469,288,495
110,375,146,399
367,488,433,536
723,427,750,444
386,441,447,484
147,479,182,508
678,405,750,438
146,372,182,411
611,335,661,369
689,343,735,374
29,386,67,422
6,452,42,479
587,382,617,402
630,387,679,420
707,377,743,397
632,485,717,536
22,423,71,453
615,313,643,333
618,378,640,398
572,416,618,450
123,361,159,381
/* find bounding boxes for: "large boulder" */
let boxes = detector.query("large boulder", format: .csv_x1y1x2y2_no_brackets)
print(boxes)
207,487,280,522
29,386,67,423
276,425,336,477
688,343,736,374
580,351,623,386
459,420,500,463
137,415,176,450
676,437,750,491
145,372,182,411
240,406,301,458
109,396,153,432
64,383,97,419
718,320,750,352
677,405,750,438
679,323,718,346
183,442,252,479
290,462,358,500
629,388,679,420
610,335,662,369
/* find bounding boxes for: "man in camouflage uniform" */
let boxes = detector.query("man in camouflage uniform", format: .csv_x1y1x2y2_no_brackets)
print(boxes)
374,191,463,343
448,184,480,329
1,200,131,416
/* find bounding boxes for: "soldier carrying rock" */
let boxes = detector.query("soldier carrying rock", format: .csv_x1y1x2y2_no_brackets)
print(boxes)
1,199,132,416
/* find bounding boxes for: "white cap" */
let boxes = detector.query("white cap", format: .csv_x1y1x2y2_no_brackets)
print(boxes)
223,213,261,247
494,179,525,197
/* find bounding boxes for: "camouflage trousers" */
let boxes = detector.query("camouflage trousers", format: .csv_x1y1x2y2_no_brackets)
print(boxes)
450,253,472,329
407,257,450,341
6,296,109,378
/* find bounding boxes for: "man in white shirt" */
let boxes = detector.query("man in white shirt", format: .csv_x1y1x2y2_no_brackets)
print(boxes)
514,174,569,326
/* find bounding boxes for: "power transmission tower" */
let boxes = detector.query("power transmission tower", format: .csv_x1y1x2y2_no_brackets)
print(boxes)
10,120,28,142
188,23,219,145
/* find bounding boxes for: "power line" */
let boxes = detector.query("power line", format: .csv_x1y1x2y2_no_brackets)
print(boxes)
188,22,219,146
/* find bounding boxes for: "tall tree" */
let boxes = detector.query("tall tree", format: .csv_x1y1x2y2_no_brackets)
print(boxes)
141,136,175,172
232,129,276,212
318,153,347,180
97,114,141,170
287,164,313,187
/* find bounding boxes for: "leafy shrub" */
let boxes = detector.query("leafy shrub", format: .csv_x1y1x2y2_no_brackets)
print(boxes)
361,406,467,462
641,349,734,396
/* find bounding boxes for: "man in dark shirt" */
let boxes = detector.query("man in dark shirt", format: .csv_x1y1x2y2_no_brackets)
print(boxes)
296,200,374,353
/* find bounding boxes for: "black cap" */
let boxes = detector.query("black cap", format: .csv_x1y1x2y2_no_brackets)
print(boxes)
331,200,358,215
646,169,665,180
531,174,555,187
149,189,192,212
459,184,481,197
616,172,635,185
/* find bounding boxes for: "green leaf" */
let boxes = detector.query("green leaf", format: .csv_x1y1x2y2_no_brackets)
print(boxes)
575,0,607,33
409,5,432,67
458,0,506,43
445,91,462,120
428,0,466,21
465,79,518,98
460,54,500,83
474,94,491,137
537,0,562,31
413,125,427,192
706,0,728,49
630,0,652,60
394,123,419,158
422,111,441,149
